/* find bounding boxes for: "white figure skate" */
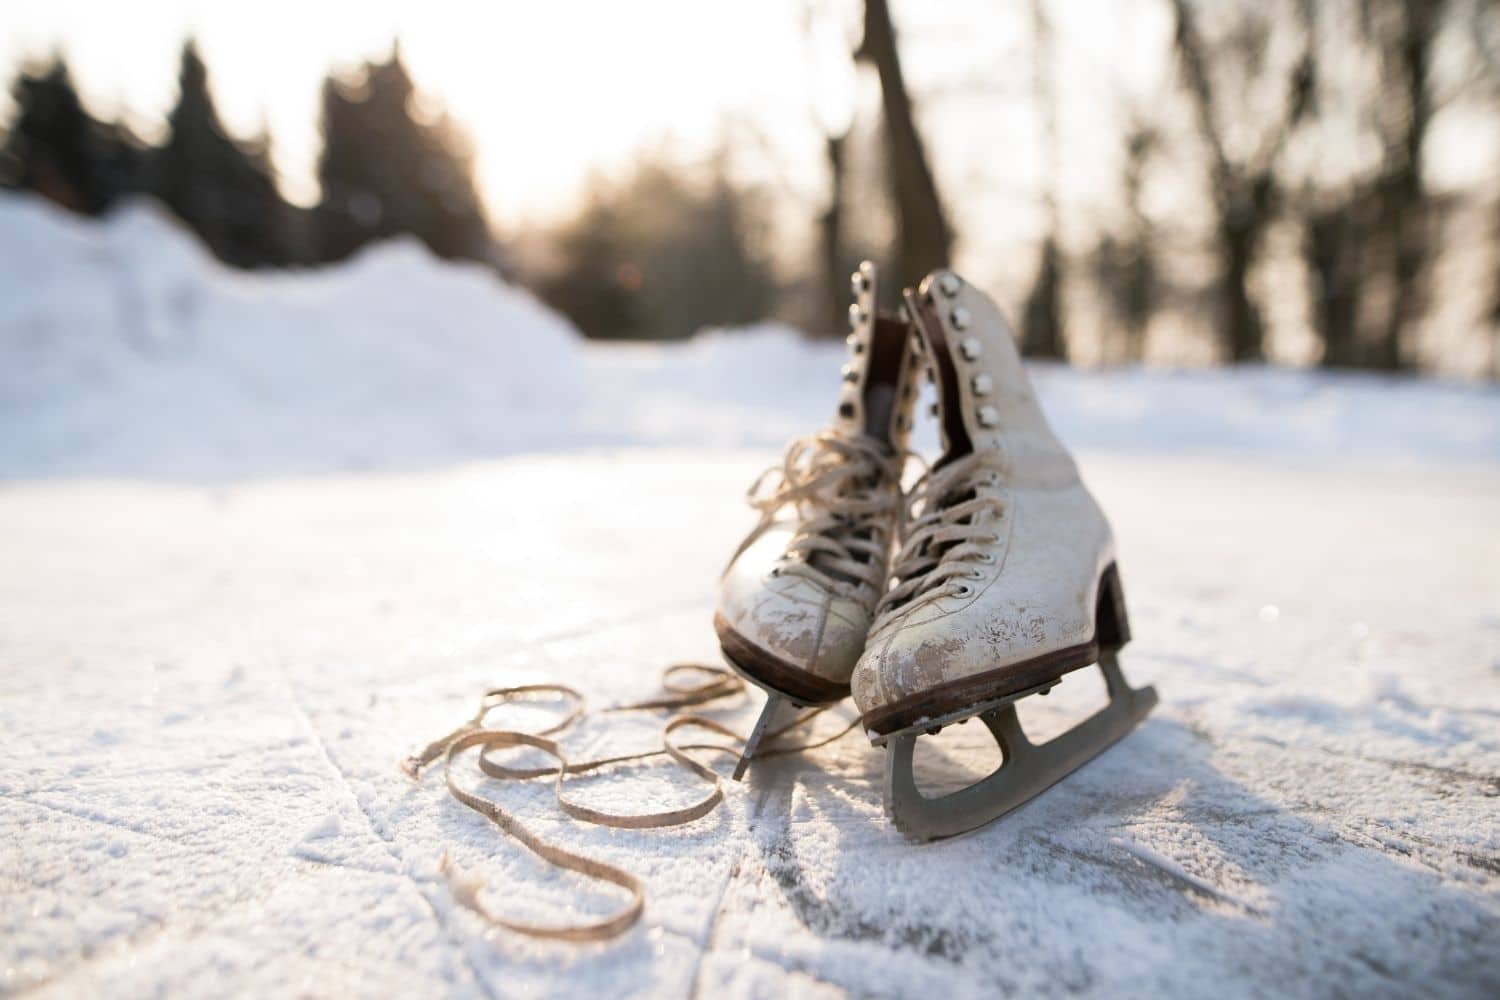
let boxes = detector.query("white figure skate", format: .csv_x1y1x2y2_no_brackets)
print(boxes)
718,262,920,779
852,269,1157,840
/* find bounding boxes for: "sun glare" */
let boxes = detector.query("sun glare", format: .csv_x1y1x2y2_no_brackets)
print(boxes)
1,0,838,226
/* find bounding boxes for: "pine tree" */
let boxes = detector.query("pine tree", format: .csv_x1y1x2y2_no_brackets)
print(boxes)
2,58,142,215
315,45,491,265
156,41,290,268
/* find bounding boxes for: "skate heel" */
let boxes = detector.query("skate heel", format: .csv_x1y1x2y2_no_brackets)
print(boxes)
1095,563,1131,651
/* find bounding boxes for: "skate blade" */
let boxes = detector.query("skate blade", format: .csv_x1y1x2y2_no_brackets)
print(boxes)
883,651,1157,841
732,692,807,781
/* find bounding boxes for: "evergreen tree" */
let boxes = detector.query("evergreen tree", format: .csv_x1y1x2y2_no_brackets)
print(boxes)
315,45,491,264
156,41,290,268
2,57,142,214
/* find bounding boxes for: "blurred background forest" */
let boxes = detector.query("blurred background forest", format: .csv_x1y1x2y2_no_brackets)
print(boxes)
4,0,1500,378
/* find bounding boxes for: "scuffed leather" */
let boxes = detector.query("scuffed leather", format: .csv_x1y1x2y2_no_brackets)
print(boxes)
851,270,1116,716
717,261,919,690
719,525,876,686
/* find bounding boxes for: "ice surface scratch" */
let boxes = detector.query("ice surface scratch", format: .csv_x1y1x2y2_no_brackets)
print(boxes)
1109,836,1266,915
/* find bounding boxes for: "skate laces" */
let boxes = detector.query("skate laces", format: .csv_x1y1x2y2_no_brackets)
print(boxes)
402,665,858,942
872,451,1008,630
729,431,905,598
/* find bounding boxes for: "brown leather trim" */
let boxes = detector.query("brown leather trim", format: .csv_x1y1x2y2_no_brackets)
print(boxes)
714,612,849,705
861,638,1101,736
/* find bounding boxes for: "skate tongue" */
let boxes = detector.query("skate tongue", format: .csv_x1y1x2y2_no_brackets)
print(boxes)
835,314,910,447
903,287,973,465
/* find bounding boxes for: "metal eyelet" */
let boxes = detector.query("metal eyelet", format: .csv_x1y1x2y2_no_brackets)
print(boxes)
937,273,961,297
849,304,868,326
977,405,1000,427
976,552,996,564
952,583,973,598
971,373,993,395
960,337,982,360
951,307,972,330
967,569,985,580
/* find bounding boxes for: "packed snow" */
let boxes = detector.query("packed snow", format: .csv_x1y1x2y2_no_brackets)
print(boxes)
1,193,1497,998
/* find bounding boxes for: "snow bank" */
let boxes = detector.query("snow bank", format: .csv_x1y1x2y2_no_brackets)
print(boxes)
0,195,585,478
2,191,1497,480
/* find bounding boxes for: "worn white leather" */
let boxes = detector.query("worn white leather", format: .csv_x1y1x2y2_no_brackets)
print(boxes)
718,261,919,690
719,526,877,685
851,270,1116,715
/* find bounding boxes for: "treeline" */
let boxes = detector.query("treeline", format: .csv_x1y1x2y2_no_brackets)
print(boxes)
4,1,1499,376
1024,0,1500,374
0,42,492,270
0,40,776,341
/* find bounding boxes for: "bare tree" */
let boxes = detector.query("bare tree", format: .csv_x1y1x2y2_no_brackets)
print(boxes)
800,3,857,336
1370,0,1446,371
818,131,851,334
1302,0,1450,371
1304,194,1373,368
1168,0,1315,362
1020,0,1067,359
856,0,952,288
1090,120,1160,364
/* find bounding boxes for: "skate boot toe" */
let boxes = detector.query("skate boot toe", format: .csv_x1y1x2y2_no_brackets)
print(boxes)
715,583,867,703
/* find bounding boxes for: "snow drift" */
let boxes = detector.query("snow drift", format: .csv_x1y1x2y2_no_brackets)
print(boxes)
2,191,1497,480
0,195,584,477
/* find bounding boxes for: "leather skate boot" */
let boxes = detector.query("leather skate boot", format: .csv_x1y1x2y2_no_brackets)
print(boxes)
853,268,1156,839
717,261,921,778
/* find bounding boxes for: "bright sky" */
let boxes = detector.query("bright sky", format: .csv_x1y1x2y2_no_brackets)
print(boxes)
0,2,1177,228
0,0,867,225
3,0,1492,281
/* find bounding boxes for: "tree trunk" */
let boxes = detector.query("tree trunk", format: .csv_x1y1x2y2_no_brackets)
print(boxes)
819,133,848,337
1021,0,1066,359
1373,0,1442,371
1021,237,1066,358
1306,203,1364,368
1220,212,1264,363
857,0,951,289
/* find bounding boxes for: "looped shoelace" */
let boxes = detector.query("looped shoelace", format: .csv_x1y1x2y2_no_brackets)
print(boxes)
728,431,907,598
402,664,859,943
872,450,1009,632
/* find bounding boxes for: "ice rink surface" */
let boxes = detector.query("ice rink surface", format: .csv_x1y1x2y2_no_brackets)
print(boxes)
3,451,1497,997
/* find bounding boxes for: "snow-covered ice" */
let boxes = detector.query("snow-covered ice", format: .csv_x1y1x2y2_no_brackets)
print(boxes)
2,194,1498,997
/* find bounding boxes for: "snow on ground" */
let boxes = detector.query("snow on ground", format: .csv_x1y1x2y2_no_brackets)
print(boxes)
1,194,1498,997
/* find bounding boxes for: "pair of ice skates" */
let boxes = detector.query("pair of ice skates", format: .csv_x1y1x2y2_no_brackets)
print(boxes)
718,263,1157,841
